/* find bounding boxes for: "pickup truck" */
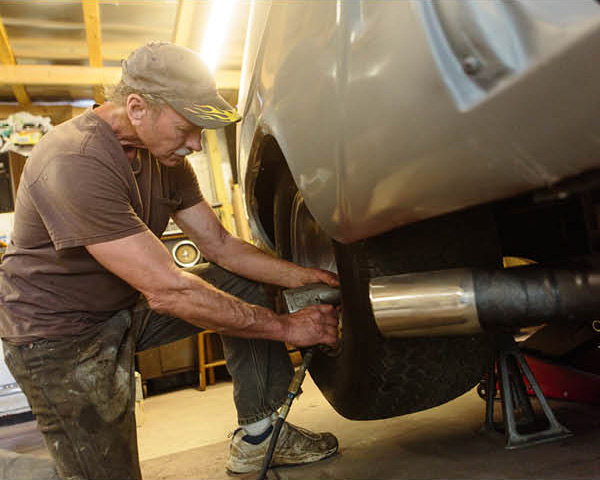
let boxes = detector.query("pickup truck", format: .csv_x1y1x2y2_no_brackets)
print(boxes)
236,0,600,420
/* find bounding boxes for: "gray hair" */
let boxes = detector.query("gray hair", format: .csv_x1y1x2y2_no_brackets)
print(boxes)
104,80,167,112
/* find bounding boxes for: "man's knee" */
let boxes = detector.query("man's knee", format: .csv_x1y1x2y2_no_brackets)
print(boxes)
185,263,273,309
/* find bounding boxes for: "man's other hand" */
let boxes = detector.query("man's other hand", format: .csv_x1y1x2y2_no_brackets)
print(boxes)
297,267,340,288
283,304,339,348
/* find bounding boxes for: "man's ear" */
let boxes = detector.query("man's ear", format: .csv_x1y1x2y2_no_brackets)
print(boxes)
126,94,148,126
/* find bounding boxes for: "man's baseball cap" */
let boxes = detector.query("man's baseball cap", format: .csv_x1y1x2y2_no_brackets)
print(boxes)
121,42,241,129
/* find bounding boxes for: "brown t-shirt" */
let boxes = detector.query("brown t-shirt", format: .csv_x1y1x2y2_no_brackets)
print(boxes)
0,109,203,344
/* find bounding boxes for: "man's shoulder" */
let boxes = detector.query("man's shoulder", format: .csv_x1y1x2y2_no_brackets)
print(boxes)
42,110,115,155
26,111,125,182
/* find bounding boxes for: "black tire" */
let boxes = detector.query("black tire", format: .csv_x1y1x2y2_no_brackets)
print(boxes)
274,169,499,420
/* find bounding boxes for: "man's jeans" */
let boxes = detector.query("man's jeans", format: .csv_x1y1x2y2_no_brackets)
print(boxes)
2,264,294,480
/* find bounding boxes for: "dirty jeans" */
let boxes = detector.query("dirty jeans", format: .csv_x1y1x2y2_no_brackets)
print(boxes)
2,263,294,480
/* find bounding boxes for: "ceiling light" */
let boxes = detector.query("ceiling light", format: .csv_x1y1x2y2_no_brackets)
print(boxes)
201,0,238,72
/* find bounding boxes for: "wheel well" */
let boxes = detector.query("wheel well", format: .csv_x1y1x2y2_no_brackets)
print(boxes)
253,135,293,247
494,186,599,263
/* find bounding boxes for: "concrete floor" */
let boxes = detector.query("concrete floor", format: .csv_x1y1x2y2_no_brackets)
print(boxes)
1,375,599,480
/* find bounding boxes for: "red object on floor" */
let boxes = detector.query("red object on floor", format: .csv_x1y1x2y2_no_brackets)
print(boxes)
524,354,600,405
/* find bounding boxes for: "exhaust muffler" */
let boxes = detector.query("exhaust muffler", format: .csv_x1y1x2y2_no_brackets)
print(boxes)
369,266,600,337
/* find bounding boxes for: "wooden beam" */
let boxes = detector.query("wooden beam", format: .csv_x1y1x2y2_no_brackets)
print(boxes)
1,16,171,35
0,65,241,90
82,1,103,67
0,21,15,65
205,130,235,234
0,15,30,105
9,37,242,63
173,0,197,47
0,65,121,86
10,37,136,62
17,0,171,5
82,0,104,103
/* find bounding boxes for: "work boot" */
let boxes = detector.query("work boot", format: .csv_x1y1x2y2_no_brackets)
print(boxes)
226,422,338,474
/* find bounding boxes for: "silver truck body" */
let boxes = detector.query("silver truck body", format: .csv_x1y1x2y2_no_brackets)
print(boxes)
237,0,600,245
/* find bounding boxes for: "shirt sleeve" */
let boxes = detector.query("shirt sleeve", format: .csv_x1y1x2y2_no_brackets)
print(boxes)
27,154,148,250
173,158,204,211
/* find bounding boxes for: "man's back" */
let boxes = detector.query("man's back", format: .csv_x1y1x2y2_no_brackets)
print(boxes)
0,109,202,345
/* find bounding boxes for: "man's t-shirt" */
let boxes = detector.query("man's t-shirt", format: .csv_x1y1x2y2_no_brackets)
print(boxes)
0,109,203,344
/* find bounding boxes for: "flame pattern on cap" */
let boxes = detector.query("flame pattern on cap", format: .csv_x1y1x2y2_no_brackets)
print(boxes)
184,104,241,123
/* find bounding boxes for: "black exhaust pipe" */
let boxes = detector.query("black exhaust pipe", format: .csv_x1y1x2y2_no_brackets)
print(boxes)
474,267,600,331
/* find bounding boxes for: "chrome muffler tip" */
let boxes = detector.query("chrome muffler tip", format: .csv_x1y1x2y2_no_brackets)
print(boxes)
369,269,482,338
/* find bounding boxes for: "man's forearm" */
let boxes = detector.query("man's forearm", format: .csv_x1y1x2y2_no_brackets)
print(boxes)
175,201,333,288
146,269,290,340
212,236,310,288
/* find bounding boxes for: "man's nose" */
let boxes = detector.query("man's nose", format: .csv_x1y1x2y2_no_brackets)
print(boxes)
186,129,203,152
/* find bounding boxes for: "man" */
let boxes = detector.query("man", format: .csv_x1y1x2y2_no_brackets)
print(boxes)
0,42,339,480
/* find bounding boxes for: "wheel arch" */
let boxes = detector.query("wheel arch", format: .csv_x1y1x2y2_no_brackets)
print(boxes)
245,130,294,252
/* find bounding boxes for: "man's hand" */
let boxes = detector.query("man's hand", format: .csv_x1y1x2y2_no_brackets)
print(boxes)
296,267,340,288
282,304,339,348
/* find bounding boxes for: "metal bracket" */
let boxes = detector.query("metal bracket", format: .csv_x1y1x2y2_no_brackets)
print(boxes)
483,334,572,449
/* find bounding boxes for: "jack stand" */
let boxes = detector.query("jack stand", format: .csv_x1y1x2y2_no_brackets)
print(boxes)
483,333,572,449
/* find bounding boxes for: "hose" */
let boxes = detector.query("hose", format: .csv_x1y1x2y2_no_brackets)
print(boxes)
256,348,314,480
